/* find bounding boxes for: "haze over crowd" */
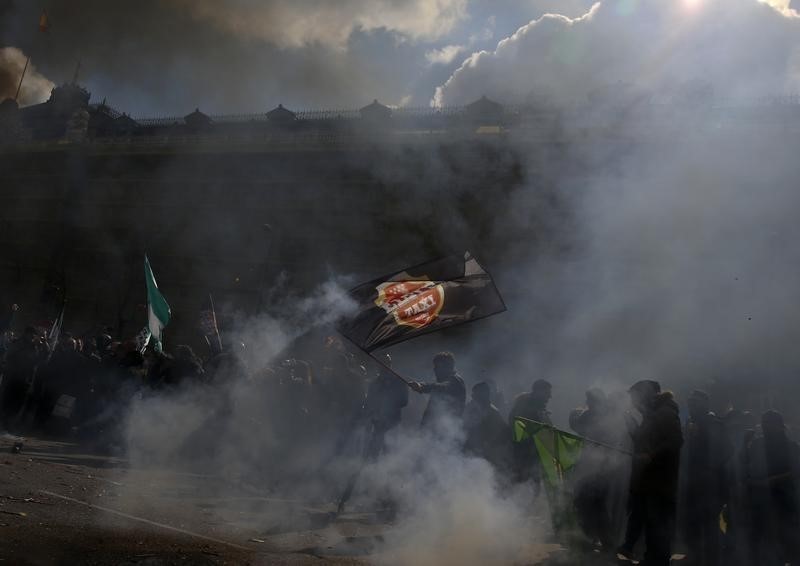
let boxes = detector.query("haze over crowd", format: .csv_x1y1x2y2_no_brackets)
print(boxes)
3,1,800,564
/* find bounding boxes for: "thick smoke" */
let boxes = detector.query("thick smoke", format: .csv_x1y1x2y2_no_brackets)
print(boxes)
434,0,800,106
361,427,539,566
0,47,53,105
7,1,800,561
427,0,800,424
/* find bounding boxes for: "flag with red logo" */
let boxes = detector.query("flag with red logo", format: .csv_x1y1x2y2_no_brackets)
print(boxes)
338,252,505,352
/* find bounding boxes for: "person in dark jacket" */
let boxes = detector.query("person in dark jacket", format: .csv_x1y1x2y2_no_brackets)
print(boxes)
680,390,731,566
464,381,510,471
619,380,683,566
364,354,409,459
570,388,626,550
410,351,465,430
508,378,552,427
508,379,552,489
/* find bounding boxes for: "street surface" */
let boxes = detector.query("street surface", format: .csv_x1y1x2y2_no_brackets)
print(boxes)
0,435,640,565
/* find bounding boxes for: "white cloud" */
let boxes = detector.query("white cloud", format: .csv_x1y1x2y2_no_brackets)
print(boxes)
468,14,495,43
425,44,466,65
174,0,469,49
434,0,800,106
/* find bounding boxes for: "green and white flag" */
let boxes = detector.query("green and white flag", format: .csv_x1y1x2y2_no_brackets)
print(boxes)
144,254,170,351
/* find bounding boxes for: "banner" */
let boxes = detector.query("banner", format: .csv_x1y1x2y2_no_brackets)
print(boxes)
338,251,505,352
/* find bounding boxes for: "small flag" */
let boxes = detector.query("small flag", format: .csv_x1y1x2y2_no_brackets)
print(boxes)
338,251,506,352
144,255,170,352
39,10,49,33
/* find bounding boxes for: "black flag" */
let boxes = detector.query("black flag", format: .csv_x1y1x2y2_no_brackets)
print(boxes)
338,252,505,352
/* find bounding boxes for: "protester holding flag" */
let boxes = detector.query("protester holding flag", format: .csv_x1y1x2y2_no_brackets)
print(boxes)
409,351,466,429
509,379,553,490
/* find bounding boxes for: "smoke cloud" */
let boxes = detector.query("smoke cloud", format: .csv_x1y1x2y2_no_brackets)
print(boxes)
362,428,539,566
0,47,54,105
434,0,800,106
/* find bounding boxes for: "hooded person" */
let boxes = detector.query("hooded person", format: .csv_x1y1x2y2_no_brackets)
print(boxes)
618,380,683,566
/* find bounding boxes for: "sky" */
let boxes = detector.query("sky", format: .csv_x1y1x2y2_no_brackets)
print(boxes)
1,0,799,113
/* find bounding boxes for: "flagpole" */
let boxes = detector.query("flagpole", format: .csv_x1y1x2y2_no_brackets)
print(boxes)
336,331,414,388
514,416,633,456
14,56,30,102
208,293,223,351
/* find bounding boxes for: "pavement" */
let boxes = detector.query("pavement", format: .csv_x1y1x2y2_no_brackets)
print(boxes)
0,434,645,565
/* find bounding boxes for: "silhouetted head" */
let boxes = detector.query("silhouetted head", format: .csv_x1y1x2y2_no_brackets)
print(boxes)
629,380,661,413
585,387,606,411
472,381,491,407
433,351,455,380
96,333,113,354
761,409,786,438
688,389,710,421
58,336,76,352
741,410,757,430
531,379,552,405
484,377,499,394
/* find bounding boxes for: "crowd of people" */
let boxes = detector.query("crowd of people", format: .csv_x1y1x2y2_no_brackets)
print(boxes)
0,318,798,566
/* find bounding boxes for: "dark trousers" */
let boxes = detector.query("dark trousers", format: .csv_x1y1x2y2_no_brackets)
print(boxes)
685,502,721,566
574,475,613,546
0,378,29,428
749,499,800,565
622,492,675,566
